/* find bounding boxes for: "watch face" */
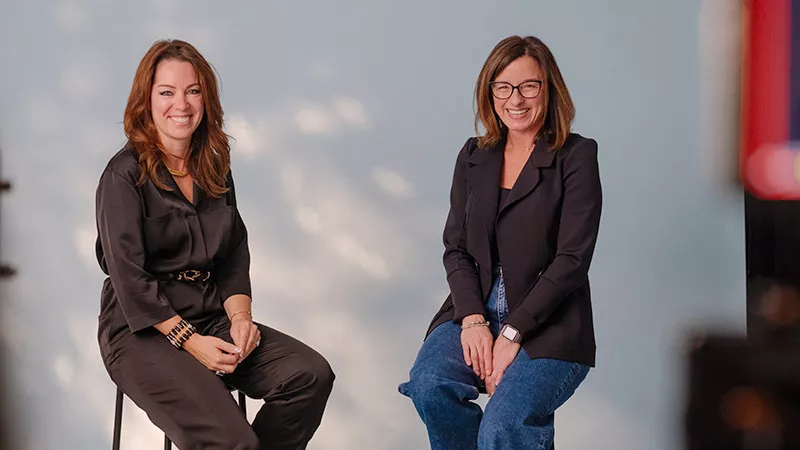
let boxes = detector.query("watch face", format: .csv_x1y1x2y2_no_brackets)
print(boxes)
502,326,518,341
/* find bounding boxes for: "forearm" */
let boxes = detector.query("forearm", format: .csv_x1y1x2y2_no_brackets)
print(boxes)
223,294,252,321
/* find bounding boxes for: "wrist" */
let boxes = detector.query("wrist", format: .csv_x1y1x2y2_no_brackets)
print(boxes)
228,309,252,323
462,314,485,323
461,314,489,331
166,319,197,349
499,324,523,344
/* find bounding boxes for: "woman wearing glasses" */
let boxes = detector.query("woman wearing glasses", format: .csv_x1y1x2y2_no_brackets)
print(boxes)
399,36,602,450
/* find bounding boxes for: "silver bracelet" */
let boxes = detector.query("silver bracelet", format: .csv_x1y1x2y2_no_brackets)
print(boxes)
461,320,489,330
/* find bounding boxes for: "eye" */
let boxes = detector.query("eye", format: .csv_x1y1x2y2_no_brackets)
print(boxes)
159,90,173,96
187,88,201,95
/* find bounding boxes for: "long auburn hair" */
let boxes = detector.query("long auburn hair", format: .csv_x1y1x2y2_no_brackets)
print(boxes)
123,39,230,197
474,35,575,150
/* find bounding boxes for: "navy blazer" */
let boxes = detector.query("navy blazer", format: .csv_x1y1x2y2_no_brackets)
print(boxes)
426,133,602,367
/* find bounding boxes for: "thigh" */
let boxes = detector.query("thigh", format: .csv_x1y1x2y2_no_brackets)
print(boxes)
106,329,253,448
486,352,589,418
208,320,333,400
409,321,481,387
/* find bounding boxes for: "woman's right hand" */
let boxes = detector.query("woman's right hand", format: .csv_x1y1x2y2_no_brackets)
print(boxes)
182,334,242,375
460,314,493,380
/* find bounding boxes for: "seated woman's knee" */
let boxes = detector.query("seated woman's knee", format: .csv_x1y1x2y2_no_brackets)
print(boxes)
286,351,335,397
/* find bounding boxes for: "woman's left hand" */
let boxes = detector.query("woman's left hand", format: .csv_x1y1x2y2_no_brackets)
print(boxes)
485,338,521,396
229,315,260,362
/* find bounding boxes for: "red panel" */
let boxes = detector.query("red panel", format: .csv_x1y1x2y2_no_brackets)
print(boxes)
741,0,795,199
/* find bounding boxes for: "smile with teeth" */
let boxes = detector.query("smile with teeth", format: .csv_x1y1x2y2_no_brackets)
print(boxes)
507,108,530,117
170,116,191,124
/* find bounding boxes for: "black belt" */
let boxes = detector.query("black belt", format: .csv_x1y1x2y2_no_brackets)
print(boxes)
165,270,211,282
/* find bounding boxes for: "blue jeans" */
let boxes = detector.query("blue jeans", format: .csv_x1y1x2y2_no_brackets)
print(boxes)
399,269,590,450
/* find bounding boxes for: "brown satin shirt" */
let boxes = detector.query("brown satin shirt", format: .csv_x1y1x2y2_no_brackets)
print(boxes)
94,145,251,356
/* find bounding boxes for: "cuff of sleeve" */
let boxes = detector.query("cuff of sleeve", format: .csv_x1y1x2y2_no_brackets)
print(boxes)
121,291,177,333
452,298,486,323
503,276,562,337
219,283,252,303
124,306,177,333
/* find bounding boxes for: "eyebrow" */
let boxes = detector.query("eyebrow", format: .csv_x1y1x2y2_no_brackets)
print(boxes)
493,78,542,83
155,83,200,89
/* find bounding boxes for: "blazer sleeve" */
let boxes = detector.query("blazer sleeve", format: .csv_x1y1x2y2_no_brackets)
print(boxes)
96,170,177,332
443,137,486,322
215,172,252,302
504,138,602,337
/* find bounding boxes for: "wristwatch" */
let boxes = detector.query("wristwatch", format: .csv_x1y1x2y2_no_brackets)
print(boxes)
499,324,522,343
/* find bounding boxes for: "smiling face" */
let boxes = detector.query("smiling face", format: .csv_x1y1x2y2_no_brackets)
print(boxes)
492,55,546,137
150,59,204,153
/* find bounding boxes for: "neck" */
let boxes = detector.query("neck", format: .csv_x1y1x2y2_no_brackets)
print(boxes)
160,142,190,171
506,129,539,152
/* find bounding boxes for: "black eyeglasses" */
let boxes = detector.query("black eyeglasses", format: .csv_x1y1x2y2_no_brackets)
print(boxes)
489,80,543,99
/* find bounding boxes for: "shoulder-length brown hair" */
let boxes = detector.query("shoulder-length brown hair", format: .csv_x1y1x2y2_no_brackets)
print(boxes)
124,39,230,197
475,35,575,150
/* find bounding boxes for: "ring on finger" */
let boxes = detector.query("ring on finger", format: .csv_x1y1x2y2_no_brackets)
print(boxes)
215,370,225,376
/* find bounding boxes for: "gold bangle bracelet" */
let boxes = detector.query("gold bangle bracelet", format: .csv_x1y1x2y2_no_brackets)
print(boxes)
228,310,252,322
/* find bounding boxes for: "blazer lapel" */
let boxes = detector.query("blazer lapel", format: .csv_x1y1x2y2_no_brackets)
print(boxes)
499,138,556,216
465,137,504,241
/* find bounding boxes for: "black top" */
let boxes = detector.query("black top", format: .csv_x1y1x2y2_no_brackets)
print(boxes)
490,188,513,266
429,134,602,367
95,145,251,353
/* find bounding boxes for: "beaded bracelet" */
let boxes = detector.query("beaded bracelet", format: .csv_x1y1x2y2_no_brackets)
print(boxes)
461,320,490,330
166,319,197,349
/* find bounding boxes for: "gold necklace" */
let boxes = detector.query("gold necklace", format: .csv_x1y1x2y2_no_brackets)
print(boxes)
167,166,189,177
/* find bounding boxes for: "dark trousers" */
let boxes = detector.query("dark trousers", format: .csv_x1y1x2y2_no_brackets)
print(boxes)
103,316,334,450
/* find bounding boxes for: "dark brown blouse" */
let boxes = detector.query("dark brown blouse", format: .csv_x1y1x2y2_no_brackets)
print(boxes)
94,145,251,354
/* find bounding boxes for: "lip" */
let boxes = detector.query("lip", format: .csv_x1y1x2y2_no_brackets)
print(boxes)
168,115,192,125
506,108,531,119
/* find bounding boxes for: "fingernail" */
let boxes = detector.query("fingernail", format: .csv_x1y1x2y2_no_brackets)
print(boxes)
236,348,242,353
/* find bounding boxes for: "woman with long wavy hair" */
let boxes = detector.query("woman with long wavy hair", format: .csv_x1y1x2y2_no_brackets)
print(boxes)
95,39,334,450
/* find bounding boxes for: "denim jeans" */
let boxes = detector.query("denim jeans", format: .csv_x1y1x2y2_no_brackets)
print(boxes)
399,268,590,450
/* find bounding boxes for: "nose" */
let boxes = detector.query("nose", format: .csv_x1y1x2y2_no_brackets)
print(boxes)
173,93,190,110
508,87,525,105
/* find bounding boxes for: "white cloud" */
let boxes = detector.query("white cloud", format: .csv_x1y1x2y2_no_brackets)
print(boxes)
371,166,415,198
227,113,272,158
52,354,75,387
294,206,323,234
332,97,368,127
294,105,337,135
331,233,389,280
293,97,369,135
74,224,98,272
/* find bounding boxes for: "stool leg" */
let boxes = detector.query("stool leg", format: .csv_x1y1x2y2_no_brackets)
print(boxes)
238,391,247,416
164,435,171,450
112,388,123,450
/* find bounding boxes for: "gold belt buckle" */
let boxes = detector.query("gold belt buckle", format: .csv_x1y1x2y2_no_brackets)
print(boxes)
177,270,207,282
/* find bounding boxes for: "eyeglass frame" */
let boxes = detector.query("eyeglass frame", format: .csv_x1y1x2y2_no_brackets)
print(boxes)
489,79,544,99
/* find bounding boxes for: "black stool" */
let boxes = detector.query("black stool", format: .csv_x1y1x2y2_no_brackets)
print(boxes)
112,386,248,449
